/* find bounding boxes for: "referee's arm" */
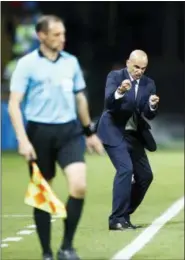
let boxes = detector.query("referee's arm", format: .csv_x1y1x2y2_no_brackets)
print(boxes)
73,59,91,128
8,60,36,160
76,92,91,127
73,59,104,155
8,91,27,143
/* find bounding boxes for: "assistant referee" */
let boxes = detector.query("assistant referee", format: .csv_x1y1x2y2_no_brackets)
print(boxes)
8,15,104,260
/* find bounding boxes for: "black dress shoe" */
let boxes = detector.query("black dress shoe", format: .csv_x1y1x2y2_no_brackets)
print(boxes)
57,248,80,260
123,219,143,229
123,219,137,229
109,220,141,231
109,222,125,231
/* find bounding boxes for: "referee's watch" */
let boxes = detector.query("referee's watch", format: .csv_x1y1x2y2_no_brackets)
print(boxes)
83,123,95,137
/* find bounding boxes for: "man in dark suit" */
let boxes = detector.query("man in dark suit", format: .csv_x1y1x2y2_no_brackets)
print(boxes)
97,50,160,231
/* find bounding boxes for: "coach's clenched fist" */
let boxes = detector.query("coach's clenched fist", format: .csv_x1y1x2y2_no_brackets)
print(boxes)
117,79,132,94
149,94,160,106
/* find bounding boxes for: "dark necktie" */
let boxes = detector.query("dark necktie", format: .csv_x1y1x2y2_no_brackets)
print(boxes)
131,80,137,100
131,80,138,123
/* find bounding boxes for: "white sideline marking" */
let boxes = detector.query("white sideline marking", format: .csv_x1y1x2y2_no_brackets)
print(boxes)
2,237,23,242
26,224,36,229
1,216,59,249
17,230,35,235
1,244,8,248
2,214,60,219
1,215,32,218
112,196,184,260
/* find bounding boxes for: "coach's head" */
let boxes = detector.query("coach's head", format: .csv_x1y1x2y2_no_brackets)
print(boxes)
35,15,66,52
126,49,148,80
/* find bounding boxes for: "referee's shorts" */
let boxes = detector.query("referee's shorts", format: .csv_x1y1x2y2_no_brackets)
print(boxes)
26,120,85,180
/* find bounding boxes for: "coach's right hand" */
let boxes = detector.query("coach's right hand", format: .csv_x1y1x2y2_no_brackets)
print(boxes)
18,139,37,161
117,79,132,94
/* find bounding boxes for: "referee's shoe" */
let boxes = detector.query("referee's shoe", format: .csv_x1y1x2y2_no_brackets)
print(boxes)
57,248,80,260
43,253,53,260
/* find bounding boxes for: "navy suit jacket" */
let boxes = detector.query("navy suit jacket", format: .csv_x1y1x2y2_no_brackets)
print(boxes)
97,68,158,151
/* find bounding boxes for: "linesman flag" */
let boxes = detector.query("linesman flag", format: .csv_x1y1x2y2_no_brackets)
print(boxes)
24,162,67,219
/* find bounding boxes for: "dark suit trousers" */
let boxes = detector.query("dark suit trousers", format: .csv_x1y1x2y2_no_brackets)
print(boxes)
105,132,153,225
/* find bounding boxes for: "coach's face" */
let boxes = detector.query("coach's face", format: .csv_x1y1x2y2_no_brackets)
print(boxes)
42,21,66,52
126,56,148,80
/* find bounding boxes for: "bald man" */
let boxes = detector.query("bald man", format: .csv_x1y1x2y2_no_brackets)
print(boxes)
97,50,160,231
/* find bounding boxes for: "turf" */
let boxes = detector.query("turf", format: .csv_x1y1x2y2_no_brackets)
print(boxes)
1,150,184,260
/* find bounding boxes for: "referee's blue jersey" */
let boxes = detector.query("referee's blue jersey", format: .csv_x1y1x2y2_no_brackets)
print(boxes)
10,49,86,124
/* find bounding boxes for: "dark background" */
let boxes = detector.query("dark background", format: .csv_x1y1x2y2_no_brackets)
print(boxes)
40,1,184,118
2,1,184,118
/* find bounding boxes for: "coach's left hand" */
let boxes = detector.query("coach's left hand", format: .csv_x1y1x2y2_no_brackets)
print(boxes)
86,134,105,155
149,95,160,106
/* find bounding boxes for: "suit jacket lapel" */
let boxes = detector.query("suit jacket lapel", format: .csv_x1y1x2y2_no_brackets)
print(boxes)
123,68,130,80
122,69,146,109
122,69,136,102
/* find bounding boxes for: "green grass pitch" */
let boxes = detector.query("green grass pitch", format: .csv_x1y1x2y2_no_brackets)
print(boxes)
1,150,184,259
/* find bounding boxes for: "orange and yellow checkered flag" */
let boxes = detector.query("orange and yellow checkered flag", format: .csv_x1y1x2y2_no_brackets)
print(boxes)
24,162,67,219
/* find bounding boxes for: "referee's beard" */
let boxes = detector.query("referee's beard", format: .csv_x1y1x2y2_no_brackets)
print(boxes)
45,43,64,53
50,45,63,52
